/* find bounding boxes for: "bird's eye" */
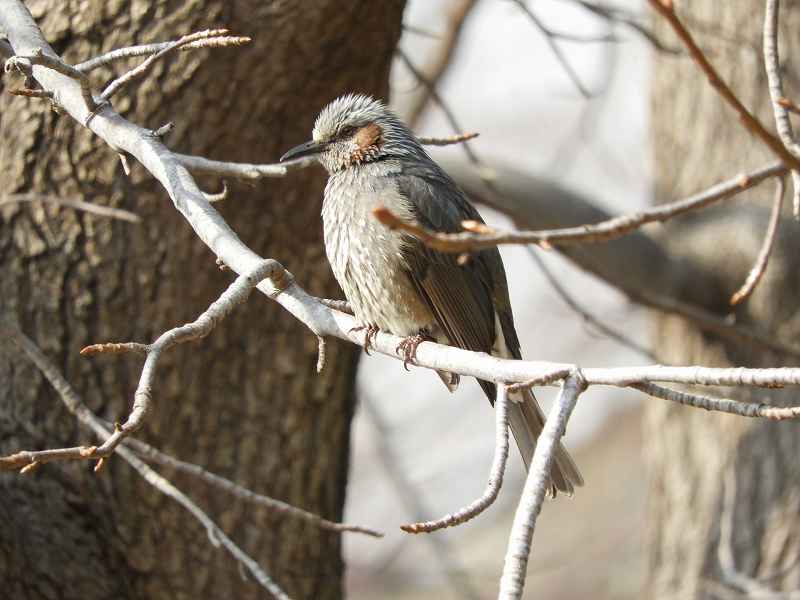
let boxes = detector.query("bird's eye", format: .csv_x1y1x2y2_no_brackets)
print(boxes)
339,125,357,138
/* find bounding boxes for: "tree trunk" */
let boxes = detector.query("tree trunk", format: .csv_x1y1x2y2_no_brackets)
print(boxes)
0,2,404,599
647,3,800,597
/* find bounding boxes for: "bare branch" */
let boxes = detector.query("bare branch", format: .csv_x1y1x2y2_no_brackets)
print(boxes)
372,161,786,251
630,382,800,420
416,131,479,146
649,1,800,176
116,446,291,600
510,0,591,98
0,193,141,223
125,437,382,537
401,384,510,533
568,0,680,54
77,261,288,464
75,35,250,73
405,0,479,127
763,0,800,217
730,177,785,305
4,47,97,110
526,247,657,361
100,30,248,100
175,153,313,180
8,86,52,98
0,321,289,597
396,48,491,179
2,262,288,471
499,373,586,599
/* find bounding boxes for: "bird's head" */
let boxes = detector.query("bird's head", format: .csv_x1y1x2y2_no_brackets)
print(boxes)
280,94,419,173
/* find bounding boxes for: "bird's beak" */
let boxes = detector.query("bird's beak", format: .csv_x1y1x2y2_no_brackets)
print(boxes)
280,139,327,162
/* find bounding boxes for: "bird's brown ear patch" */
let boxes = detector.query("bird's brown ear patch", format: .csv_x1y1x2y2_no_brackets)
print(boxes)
355,122,383,150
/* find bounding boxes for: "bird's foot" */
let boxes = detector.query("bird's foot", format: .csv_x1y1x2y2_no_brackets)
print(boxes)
396,332,434,371
349,323,380,355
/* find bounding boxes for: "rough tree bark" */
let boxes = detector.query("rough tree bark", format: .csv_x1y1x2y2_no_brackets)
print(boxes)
0,2,404,599
646,3,800,597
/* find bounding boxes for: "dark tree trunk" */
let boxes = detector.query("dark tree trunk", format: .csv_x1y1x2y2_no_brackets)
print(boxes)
647,3,800,597
0,1,405,598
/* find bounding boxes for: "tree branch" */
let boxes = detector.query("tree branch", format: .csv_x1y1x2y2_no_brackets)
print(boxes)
0,321,289,599
763,0,800,216
401,383,510,533
649,0,800,188
499,373,586,600
373,161,786,252
730,176,784,305
0,193,141,223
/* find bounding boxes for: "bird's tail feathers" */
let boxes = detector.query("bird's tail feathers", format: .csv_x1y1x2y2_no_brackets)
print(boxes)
508,387,583,498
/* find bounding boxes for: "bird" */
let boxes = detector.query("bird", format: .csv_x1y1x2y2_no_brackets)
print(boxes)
281,94,582,496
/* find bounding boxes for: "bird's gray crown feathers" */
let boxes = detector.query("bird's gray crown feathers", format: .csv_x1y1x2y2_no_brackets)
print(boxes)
311,94,427,172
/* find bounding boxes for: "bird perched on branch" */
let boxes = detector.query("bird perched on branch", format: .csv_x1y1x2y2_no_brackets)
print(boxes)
281,94,582,496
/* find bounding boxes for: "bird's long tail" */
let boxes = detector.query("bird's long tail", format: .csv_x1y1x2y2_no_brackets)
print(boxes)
507,386,583,497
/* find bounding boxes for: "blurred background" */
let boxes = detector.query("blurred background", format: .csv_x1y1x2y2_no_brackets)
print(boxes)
346,1,652,597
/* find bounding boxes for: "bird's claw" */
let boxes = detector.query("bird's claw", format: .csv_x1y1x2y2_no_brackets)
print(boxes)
396,333,432,371
350,323,380,355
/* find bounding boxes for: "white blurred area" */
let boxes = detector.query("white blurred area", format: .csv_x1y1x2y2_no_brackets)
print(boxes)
345,1,653,598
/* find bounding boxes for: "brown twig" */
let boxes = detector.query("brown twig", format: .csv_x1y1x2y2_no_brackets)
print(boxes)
777,97,800,116
526,247,657,360
372,161,786,252
510,0,591,97
416,131,479,146
401,384,510,533
649,0,800,175
730,177,784,305
405,0,479,128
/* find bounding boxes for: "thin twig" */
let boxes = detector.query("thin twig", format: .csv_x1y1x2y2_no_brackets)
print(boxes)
499,373,586,599
630,382,800,420
373,161,787,252
5,47,96,110
8,86,52,98
649,0,800,174
416,131,479,146
396,48,488,174
125,437,382,537
1,262,288,471
175,153,313,180
401,384,510,533
75,36,250,72
763,0,800,218
526,247,657,361
0,322,289,598
359,395,482,600
0,193,141,223
510,0,591,97
730,177,784,305
405,0,479,127
568,0,680,54
100,30,245,100
116,446,291,599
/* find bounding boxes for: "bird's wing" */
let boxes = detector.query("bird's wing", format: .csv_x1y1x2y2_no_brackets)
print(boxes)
394,165,509,361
